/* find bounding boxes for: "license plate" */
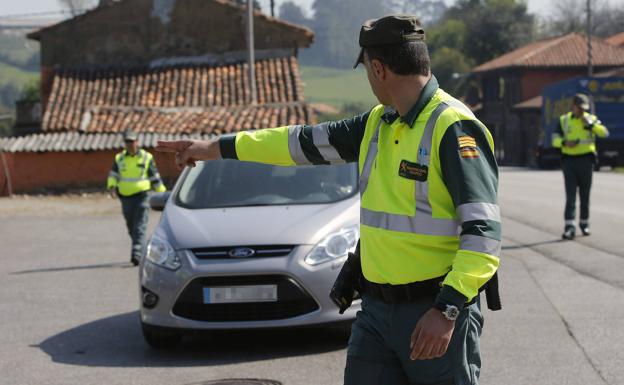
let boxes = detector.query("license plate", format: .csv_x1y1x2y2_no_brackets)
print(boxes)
203,285,278,304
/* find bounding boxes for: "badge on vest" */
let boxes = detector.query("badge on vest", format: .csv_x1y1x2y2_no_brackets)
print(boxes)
398,160,428,181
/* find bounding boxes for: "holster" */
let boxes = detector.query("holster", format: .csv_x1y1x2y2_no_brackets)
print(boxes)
482,272,502,311
329,241,362,314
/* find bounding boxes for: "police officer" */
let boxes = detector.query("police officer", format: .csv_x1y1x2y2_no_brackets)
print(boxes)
107,130,167,265
157,15,500,385
552,94,609,240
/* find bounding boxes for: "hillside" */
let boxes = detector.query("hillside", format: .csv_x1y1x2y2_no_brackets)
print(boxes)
300,65,377,110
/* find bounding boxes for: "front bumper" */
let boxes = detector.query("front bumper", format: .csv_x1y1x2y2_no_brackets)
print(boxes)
139,245,360,329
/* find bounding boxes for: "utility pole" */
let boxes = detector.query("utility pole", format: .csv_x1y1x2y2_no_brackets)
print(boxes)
270,0,275,17
587,0,593,77
247,0,257,104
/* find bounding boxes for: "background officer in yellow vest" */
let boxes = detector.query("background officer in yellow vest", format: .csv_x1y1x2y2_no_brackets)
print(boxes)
552,94,609,240
107,130,166,265
157,15,499,385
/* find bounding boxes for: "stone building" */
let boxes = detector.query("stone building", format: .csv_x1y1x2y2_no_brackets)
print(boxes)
0,0,315,195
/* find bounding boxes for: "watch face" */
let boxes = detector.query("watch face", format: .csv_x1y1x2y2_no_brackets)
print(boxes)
445,305,460,321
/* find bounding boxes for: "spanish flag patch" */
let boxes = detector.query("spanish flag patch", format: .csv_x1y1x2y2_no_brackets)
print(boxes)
458,135,480,158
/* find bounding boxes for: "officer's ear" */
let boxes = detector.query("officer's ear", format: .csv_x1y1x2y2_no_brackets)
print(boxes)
369,58,387,82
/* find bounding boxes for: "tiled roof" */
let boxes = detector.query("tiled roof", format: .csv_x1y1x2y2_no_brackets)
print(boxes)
2,103,314,152
43,56,305,133
605,32,624,47
80,104,314,134
473,33,624,73
0,132,214,153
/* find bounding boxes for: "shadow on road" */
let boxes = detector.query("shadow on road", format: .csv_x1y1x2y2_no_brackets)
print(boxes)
11,262,133,275
35,311,349,368
502,238,563,250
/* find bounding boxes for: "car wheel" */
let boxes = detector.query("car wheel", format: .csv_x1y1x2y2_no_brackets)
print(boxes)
141,322,182,349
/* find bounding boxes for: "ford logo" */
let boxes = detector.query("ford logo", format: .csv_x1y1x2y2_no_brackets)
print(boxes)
228,247,256,258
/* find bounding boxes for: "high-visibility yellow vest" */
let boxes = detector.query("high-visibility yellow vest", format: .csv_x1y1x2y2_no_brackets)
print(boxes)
224,87,499,302
107,149,166,196
552,111,609,156
356,90,499,300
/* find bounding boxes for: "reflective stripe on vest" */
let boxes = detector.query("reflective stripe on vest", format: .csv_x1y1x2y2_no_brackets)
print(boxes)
360,100,475,237
311,122,345,164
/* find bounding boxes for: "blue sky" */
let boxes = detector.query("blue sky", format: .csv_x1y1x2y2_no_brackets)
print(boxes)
0,0,622,19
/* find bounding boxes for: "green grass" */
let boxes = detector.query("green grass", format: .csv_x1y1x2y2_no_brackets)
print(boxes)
0,62,38,85
300,65,378,109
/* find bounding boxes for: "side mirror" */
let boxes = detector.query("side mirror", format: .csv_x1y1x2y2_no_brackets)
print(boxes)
149,191,171,211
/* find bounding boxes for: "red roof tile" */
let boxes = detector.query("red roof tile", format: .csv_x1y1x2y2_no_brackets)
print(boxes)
473,33,624,73
605,32,624,47
80,104,315,135
43,57,309,134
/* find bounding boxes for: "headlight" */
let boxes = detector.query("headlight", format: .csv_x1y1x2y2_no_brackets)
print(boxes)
304,225,359,266
146,234,181,270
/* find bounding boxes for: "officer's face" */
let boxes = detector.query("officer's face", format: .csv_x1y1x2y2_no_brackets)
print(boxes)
125,140,138,155
572,104,583,117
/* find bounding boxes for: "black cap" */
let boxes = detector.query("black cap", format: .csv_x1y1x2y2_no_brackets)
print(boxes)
573,93,590,111
123,129,138,141
353,15,425,69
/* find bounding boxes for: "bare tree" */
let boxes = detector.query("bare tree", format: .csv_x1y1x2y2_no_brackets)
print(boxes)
543,0,624,38
57,0,98,16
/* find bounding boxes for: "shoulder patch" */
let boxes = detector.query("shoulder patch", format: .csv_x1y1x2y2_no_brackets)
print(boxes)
458,135,479,158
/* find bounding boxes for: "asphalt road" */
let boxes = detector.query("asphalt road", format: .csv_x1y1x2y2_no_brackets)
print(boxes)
1,168,623,385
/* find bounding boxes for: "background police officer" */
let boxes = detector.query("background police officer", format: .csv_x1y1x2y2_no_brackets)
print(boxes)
552,94,609,240
157,15,499,385
107,130,166,265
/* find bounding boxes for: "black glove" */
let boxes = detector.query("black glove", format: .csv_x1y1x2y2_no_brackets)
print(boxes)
329,242,362,314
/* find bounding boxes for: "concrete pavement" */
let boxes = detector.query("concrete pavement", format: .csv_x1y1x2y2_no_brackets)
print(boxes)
1,169,623,385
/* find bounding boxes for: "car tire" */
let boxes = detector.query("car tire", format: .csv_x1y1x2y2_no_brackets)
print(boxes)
141,322,182,349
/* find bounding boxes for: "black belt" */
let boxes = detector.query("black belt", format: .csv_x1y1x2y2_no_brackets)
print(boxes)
361,273,500,310
360,276,444,304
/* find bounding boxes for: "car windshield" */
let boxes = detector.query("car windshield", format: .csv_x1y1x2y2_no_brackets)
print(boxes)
176,160,359,209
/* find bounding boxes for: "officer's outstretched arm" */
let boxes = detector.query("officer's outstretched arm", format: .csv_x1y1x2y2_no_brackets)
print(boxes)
156,139,221,170
157,111,371,168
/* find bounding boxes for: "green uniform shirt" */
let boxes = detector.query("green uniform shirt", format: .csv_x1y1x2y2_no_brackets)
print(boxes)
219,76,499,308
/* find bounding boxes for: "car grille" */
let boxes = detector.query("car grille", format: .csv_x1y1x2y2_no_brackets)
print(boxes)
172,275,319,322
192,245,295,259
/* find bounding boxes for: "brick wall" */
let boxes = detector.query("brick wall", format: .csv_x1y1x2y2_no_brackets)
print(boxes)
0,150,180,196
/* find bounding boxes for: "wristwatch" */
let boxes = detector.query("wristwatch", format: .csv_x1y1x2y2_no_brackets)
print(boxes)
434,303,460,321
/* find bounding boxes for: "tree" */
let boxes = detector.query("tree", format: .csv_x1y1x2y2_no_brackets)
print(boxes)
427,19,468,55
542,0,624,38
430,47,474,92
308,0,389,68
279,1,312,27
57,0,97,16
19,79,41,102
444,0,536,65
388,0,447,26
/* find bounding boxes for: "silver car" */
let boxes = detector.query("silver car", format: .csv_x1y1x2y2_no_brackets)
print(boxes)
139,159,360,348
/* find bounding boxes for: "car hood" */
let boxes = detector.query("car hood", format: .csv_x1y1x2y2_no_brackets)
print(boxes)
162,197,359,249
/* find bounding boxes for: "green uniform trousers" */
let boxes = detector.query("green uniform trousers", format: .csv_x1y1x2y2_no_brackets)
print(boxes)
345,294,483,385
562,154,594,224
120,192,149,259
